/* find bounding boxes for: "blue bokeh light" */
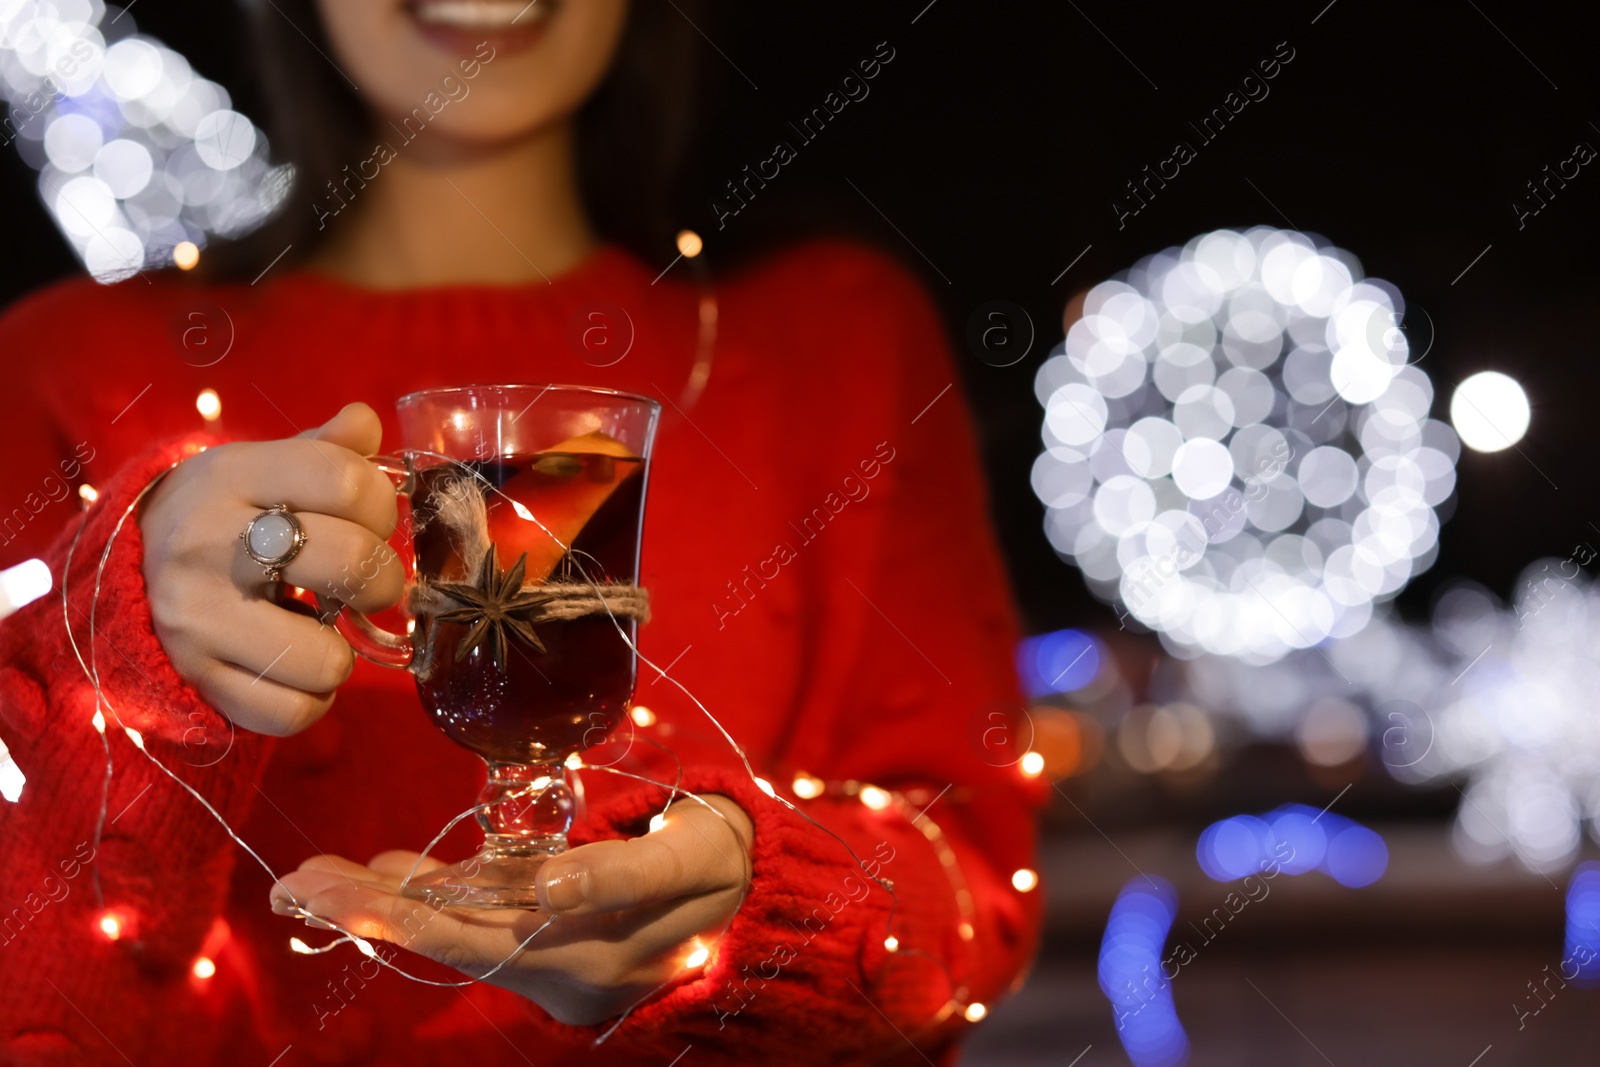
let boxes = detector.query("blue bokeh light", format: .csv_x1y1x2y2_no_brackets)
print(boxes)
1098,877,1189,1067
1197,806,1387,887
1017,629,1101,698
1213,816,1272,880
1564,862,1600,986
1324,824,1389,888
1267,807,1328,875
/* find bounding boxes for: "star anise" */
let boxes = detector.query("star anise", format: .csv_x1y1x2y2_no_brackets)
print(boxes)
432,543,552,670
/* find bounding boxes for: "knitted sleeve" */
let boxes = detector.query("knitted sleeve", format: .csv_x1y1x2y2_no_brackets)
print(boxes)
0,403,275,1063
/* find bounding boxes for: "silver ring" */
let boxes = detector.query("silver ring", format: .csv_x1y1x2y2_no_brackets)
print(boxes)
240,503,307,583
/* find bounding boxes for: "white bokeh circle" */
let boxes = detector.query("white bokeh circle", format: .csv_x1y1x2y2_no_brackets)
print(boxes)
1034,227,1459,662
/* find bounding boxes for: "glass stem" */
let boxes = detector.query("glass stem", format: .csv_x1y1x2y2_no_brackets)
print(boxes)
477,760,573,857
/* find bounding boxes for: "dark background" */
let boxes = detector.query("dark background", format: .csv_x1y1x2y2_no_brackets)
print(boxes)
5,4,1600,1061
5,1,1596,637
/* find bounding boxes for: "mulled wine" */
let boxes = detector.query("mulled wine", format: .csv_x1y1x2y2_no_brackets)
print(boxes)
410,447,645,764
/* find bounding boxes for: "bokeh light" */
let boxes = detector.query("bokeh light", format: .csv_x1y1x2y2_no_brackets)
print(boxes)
0,736,23,803
1117,703,1215,774
1197,806,1387,887
1099,877,1189,1067
1324,824,1389,888
1017,628,1102,697
0,558,53,617
1565,863,1600,986
1450,371,1530,453
1,3,288,280
1295,697,1369,766
1034,227,1457,663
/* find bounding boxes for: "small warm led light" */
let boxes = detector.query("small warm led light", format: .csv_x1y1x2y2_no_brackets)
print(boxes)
406,619,417,635
289,937,313,954
78,483,99,504
684,942,710,969
792,774,823,799
124,728,145,751
753,777,776,798
964,1002,988,1023
1019,751,1045,778
195,389,221,421
648,813,667,833
355,938,378,959
92,709,106,733
676,229,703,258
191,956,216,979
883,936,900,952
98,913,122,940
173,241,200,270
1011,868,1038,893
564,752,583,770
860,785,891,811
630,706,656,727
958,922,974,941
529,776,552,791
511,500,536,521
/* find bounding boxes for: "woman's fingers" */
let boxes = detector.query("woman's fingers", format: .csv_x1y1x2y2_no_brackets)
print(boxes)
208,596,355,695
305,402,384,457
190,658,335,738
224,437,398,539
368,850,448,879
268,848,730,1015
273,863,522,973
535,802,750,916
299,853,406,888
274,511,404,613
139,402,403,742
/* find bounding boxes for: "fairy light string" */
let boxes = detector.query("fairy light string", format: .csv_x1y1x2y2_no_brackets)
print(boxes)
56,432,1013,1039
59,502,112,913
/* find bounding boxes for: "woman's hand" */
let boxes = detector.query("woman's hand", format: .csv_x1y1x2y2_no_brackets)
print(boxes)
139,402,403,737
270,794,754,1026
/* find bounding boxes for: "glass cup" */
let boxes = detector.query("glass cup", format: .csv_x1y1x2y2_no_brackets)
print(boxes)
330,384,660,909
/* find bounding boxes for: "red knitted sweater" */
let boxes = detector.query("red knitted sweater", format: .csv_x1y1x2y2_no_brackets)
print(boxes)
0,241,1042,1066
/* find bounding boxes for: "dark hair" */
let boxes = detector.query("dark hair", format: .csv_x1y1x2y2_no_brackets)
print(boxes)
204,0,707,281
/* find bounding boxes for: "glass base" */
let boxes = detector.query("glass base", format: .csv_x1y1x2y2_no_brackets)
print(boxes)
399,846,558,910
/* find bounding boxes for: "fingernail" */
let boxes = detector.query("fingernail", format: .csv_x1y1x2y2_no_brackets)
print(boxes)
538,860,588,912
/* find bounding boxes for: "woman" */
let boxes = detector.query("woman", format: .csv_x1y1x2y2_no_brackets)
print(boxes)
0,1,1041,1063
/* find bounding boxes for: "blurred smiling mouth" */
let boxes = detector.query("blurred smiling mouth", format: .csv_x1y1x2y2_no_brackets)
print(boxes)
408,0,556,52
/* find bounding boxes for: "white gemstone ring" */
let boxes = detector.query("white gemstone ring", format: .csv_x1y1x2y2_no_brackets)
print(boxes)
240,503,307,583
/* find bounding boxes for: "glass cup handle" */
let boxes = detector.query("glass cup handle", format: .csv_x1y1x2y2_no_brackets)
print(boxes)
317,455,416,670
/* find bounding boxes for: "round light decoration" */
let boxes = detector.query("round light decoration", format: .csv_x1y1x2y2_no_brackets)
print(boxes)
1450,370,1530,453
1034,227,1459,662
1,2,291,282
